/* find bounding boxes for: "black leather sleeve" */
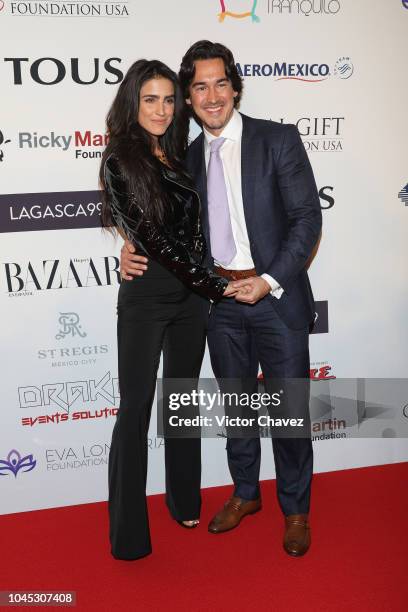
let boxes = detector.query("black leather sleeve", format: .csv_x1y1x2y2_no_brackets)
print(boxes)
104,156,228,301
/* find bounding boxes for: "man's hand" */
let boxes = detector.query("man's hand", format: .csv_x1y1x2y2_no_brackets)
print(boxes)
120,240,148,280
231,276,271,304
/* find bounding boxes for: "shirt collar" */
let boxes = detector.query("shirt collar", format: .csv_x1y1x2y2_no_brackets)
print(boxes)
203,109,242,147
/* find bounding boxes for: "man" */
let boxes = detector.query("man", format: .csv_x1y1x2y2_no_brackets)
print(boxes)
120,40,322,556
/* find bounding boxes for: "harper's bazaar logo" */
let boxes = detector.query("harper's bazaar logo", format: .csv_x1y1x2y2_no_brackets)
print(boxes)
56,312,87,340
218,0,260,22
3,256,120,295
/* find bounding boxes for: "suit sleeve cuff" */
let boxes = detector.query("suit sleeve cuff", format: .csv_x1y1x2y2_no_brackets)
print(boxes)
261,273,284,299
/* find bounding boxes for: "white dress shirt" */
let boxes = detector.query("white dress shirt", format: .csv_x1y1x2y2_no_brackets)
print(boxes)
203,109,283,298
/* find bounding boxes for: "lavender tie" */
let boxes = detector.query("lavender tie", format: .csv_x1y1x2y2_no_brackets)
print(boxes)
207,137,237,266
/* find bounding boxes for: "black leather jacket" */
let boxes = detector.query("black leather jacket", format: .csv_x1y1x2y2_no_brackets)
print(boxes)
104,154,228,301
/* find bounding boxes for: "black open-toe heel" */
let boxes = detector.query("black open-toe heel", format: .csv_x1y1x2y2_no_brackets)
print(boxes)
177,520,200,529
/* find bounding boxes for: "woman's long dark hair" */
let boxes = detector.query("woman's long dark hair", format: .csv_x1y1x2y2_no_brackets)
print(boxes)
99,59,189,227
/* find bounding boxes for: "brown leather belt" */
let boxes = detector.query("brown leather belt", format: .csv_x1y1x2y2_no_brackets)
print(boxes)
214,266,257,280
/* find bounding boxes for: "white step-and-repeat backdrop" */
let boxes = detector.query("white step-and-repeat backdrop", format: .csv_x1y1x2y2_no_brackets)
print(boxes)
1,0,407,514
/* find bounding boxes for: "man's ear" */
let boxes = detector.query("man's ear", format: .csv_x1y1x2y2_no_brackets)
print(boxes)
233,91,238,98
186,98,192,105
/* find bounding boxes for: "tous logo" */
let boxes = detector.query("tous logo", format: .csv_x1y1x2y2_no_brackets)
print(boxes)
218,0,260,22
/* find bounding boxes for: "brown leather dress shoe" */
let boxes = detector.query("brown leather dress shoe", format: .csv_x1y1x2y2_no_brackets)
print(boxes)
208,496,261,534
283,514,311,557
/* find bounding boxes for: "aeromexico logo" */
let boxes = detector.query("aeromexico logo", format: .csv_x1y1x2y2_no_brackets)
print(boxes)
237,57,353,81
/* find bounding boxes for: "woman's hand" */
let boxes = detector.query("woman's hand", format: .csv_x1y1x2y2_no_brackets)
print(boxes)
223,281,244,297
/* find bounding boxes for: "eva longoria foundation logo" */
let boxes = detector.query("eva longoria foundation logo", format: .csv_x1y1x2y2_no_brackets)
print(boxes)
218,0,260,22
0,449,37,477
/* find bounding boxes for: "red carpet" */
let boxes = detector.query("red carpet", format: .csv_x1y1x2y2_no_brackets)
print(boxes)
1,463,407,611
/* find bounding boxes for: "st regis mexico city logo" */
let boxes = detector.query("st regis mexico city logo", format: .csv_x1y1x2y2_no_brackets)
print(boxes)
56,312,87,340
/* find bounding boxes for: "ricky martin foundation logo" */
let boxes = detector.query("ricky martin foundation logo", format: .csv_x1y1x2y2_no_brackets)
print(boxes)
217,0,260,22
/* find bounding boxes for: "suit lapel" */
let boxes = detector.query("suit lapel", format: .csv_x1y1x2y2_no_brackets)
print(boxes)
189,133,212,262
240,114,257,242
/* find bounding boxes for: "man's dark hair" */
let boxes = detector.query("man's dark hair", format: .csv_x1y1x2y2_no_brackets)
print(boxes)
179,40,243,106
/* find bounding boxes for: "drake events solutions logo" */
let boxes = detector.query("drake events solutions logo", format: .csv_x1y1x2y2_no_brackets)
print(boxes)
217,0,260,22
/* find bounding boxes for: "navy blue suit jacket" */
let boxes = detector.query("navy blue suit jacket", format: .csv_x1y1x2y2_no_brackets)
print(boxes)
186,113,322,330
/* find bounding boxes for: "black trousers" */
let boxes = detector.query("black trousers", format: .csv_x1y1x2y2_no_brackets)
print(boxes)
207,295,313,516
108,261,207,560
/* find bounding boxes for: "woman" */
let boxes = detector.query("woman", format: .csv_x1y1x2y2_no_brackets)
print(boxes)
100,59,233,560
